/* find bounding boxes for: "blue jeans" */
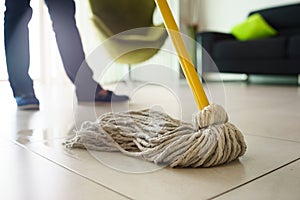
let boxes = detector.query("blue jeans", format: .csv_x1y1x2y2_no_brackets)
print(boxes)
4,0,100,98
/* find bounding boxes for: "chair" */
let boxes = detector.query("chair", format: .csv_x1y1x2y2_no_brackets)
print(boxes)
88,0,168,78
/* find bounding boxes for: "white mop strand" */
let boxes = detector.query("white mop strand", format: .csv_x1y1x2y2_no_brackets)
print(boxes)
64,104,247,167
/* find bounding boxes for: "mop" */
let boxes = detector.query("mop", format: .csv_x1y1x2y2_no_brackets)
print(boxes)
64,0,247,167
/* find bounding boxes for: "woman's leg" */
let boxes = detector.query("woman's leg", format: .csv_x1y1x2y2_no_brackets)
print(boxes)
44,0,128,102
44,0,101,100
4,0,35,97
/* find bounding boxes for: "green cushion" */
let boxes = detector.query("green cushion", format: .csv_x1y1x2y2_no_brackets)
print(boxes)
231,13,277,41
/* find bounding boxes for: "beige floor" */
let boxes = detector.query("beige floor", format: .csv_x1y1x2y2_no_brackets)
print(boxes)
0,80,300,200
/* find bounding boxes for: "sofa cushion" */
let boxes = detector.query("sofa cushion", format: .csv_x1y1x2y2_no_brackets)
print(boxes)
213,36,286,60
231,13,277,41
249,3,300,30
287,35,300,58
279,28,300,36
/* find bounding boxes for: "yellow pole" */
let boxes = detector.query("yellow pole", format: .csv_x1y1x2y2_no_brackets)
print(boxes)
155,0,209,110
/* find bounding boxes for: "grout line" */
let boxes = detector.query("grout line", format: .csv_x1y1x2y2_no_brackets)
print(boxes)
242,132,300,144
208,158,300,200
11,139,135,200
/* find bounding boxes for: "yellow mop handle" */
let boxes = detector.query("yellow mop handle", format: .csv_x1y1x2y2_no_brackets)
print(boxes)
155,0,209,110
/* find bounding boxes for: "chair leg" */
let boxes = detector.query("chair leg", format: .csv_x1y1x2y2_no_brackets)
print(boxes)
246,74,250,84
128,64,132,81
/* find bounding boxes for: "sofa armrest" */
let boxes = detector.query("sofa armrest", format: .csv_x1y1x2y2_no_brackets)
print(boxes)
196,32,235,73
197,31,235,53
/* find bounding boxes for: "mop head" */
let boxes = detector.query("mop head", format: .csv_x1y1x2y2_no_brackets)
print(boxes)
64,104,247,167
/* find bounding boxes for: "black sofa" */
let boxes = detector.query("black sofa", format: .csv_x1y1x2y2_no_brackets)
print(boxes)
197,3,300,76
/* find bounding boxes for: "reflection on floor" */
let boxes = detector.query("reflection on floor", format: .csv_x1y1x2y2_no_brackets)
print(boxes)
1,80,300,200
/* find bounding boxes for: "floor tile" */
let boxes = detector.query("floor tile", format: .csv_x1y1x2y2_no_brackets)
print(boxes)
20,134,300,200
229,105,300,142
1,81,300,200
0,140,130,200
214,83,300,142
215,160,300,200
222,83,300,112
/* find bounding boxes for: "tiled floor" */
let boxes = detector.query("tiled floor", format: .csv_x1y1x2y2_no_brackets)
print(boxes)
1,80,300,200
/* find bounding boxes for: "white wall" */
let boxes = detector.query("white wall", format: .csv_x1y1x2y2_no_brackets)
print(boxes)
194,0,300,32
